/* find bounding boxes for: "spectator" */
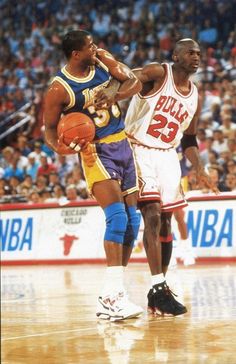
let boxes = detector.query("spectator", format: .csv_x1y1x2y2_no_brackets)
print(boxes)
1,147,14,169
224,173,236,192
25,152,40,181
219,113,236,138
211,130,228,154
8,176,21,195
46,184,68,205
227,138,236,161
199,137,214,165
3,155,25,182
198,19,218,46
29,141,45,163
37,154,57,178
15,135,31,156
39,188,52,203
34,175,48,194
28,190,41,204
65,184,82,202
225,160,236,175
196,128,207,152
54,155,75,186
48,171,60,191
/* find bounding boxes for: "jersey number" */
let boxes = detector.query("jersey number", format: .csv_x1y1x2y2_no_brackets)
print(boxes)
87,104,120,127
147,114,178,143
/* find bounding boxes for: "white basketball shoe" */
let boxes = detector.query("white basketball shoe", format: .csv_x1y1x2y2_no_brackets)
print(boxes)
96,291,143,321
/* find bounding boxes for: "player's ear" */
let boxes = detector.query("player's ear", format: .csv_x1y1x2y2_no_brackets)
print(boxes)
172,54,178,62
72,50,80,58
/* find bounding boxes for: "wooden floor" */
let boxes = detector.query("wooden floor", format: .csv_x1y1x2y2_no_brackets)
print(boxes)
1,263,236,364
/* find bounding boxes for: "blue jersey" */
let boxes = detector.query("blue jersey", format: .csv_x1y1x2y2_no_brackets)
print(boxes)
54,62,124,140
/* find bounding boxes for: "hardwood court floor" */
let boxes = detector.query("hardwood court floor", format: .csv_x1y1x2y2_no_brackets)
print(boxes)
1,263,236,364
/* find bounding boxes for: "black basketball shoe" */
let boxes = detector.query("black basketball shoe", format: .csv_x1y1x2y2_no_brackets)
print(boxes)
147,281,187,316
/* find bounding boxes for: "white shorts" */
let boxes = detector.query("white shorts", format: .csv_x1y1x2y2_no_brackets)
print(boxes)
133,144,188,212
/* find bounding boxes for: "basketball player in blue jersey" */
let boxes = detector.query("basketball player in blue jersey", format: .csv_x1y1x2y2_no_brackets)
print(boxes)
43,30,143,321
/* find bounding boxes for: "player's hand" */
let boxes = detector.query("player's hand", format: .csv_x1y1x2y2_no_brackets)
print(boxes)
197,169,220,194
56,134,78,155
80,142,97,167
94,88,115,109
96,48,118,69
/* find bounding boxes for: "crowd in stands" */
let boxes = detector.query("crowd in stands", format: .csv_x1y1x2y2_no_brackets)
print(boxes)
0,0,236,204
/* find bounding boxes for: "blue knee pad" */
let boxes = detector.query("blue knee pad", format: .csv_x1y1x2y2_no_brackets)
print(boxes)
104,202,128,244
124,206,141,247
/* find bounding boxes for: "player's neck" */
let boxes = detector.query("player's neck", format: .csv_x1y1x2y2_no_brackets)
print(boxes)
172,66,191,93
65,63,91,78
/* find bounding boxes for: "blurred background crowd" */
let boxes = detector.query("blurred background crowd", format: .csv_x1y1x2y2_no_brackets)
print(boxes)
0,0,236,204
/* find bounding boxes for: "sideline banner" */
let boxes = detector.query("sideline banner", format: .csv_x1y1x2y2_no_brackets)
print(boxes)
1,195,236,264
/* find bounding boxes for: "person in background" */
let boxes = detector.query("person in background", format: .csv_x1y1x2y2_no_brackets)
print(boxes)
16,134,31,156
65,184,82,202
52,184,68,205
25,152,40,181
37,153,57,178
224,173,236,192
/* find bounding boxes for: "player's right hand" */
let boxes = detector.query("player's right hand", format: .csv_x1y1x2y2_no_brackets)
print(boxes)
56,134,78,155
62,135,97,167
197,169,220,195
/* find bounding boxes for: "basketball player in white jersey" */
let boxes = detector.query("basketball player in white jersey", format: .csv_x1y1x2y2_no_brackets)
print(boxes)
125,39,219,316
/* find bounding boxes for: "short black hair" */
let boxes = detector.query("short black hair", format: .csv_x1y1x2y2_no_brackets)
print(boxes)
62,30,91,59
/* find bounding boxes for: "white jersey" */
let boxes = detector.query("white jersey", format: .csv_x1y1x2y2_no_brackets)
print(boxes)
125,63,198,149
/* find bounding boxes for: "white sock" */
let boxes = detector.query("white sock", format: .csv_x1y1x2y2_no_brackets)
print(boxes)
151,273,165,287
101,266,124,297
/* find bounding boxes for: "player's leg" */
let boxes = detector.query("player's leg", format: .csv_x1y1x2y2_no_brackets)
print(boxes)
140,203,186,316
93,179,142,321
146,209,187,316
144,149,187,316
140,201,163,275
160,211,173,275
122,191,141,266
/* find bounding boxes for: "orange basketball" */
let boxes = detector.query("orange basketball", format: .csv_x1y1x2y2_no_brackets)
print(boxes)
57,112,95,146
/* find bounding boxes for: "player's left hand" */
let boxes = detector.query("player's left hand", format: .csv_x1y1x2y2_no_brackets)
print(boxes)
94,88,115,109
67,137,97,167
197,169,220,194
80,142,97,167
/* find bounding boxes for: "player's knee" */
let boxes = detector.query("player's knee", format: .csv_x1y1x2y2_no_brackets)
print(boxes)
160,213,172,236
124,206,141,247
141,202,161,219
104,202,128,244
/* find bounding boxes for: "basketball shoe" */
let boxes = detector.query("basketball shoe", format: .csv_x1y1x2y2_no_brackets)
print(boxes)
147,281,187,316
96,291,143,322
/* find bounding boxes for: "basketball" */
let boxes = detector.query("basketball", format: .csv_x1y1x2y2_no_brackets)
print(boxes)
57,112,95,146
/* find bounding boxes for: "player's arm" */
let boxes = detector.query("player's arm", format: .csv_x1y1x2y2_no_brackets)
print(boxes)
44,82,78,155
181,95,219,194
94,48,142,108
132,63,165,84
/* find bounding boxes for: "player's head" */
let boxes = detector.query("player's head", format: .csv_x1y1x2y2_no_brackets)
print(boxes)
172,38,201,74
62,30,97,65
